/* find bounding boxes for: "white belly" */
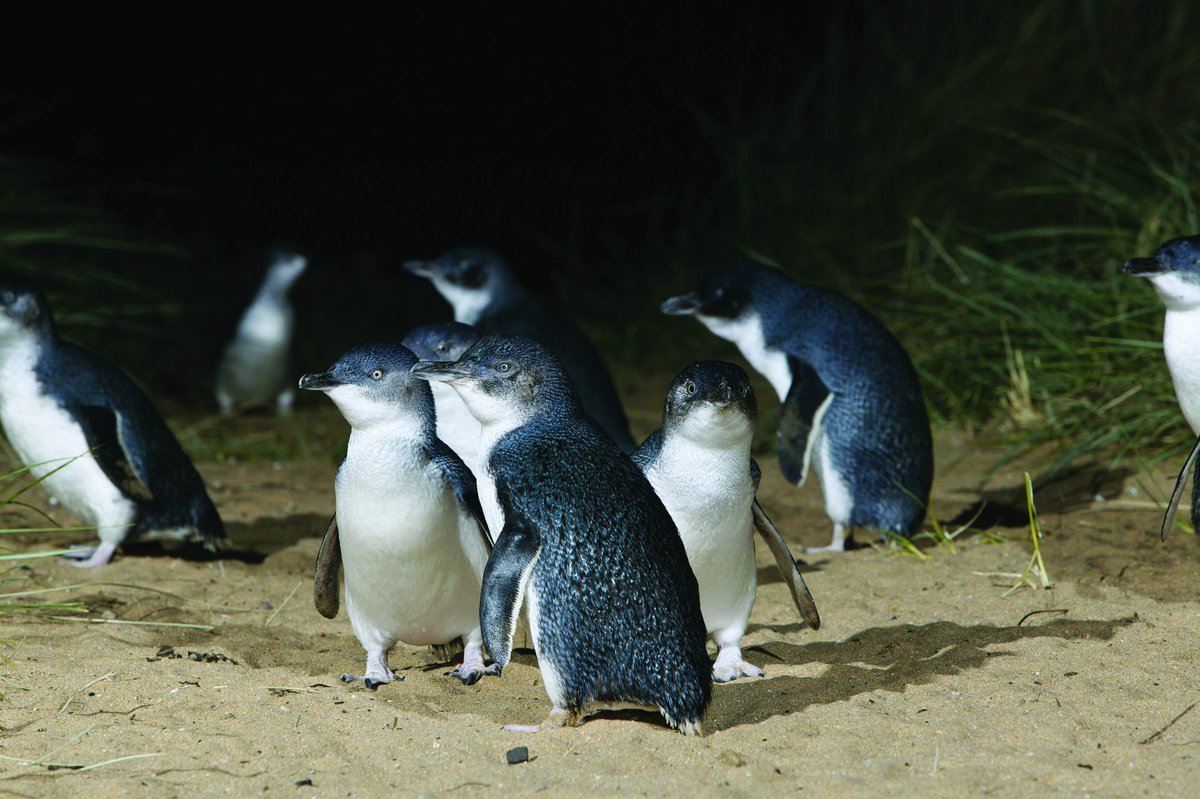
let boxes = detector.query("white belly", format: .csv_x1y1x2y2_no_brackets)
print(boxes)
526,577,566,707
0,351,135,542
816,434,853,526
336,451,488,651
643,440,756,635
1163,308,1200,434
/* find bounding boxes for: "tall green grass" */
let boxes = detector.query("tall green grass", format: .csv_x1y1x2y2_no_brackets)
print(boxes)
568,1,1200,480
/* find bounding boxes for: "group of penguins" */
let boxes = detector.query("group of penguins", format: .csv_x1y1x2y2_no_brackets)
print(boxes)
0,233,1195,734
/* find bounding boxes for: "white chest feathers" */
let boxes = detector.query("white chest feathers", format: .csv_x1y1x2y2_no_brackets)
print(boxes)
0,341,136,540
1145,273,1200,433
430,382,481,472
695,311,791,401
334,429,489,649
641,415,757,635
1162,306,1200,434
431,278,492,327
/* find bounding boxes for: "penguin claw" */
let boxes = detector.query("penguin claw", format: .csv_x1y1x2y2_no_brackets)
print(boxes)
342,672,403,689
446,661,503,686
60,542,117,568
712,661,765,682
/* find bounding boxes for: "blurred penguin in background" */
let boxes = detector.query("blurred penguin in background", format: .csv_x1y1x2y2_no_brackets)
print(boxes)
216,252,307,416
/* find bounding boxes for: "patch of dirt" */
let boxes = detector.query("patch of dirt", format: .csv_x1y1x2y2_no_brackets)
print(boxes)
3,394,1200,796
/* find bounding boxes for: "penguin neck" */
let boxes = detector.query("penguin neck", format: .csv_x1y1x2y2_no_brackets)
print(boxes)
696,311,791,401
258,273,299,303
236,289,294,343
661,408,754,468
345,417,431,466
0,329,49,376
1151,272,1200,313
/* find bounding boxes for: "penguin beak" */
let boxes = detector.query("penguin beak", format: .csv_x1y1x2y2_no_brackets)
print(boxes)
660,293,700,316
403,259,435,278
298,372,343,391
410,360,472,383
1123,256,1163,277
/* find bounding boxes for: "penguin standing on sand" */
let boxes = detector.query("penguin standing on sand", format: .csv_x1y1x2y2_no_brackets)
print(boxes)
662,262,933,552
216,252,306,415
633,361,820,682
403,248,636,451
401,321,483,473
411,336,711,733
1125,236,1200,538
0,274,226,567
301,341,494,687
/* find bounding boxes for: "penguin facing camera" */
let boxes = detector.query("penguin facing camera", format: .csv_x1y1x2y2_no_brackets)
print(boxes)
662,261,933,553
1125,236,1200,539
300,341,495,688
404,247,636,452
411,335,712,733
0,274,226,567
633,361,820,682
216,252,306,416
401,321,483,474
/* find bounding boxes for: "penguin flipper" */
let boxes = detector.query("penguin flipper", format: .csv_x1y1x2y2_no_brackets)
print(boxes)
71,405,154,502
480,513,540,669
777,359,830,485
751,498,820,630
1162,432,1200,541
427,440,492,550
313,514,341,619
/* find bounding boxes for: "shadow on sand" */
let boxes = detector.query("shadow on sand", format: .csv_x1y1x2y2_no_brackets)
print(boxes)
707,615,1137,731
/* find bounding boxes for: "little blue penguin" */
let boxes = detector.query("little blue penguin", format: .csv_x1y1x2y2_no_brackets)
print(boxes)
0,274,226,567
401,321,483,473
1125,236,1200,539
404,248,636,451
300,341,495,688
216,252,306,415
632,361,820,682
662,262,933,552
410,335,712,733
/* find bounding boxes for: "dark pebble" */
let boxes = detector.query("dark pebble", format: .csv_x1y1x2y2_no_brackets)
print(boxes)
506,746,529,765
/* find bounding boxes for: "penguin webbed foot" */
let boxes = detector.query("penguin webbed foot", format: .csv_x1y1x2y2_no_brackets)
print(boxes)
804,523,857,554
445,661,502,686
340,672,404,690
713,661,764,682
61,541,118,568
712,644,764,682
343,651,399,689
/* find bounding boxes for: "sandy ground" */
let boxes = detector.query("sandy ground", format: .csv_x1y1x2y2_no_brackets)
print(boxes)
3,391,1200,798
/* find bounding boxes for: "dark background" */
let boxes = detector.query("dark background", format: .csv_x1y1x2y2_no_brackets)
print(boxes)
3,2,1197,434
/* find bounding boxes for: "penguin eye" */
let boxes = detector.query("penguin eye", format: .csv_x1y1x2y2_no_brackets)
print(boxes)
684,380,697,396
369,369,385,381
1164,248,1176,260
495,361,512,374
435,342,448,353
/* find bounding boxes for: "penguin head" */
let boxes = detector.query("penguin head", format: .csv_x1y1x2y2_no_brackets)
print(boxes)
403,248,513,324
662,264,769,345
410,334,577,427
299,342,434,432
401,321,481,363
264,252,307,292
663,360,757,447
0,274,55,344
1125,235,1200,310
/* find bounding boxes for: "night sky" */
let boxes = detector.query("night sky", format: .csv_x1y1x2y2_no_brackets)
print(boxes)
5,8,759,268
